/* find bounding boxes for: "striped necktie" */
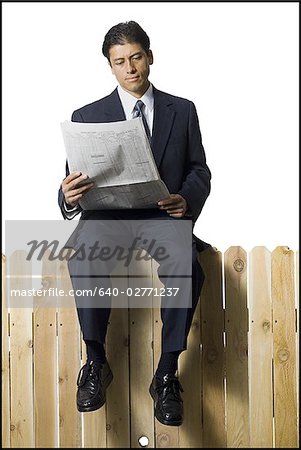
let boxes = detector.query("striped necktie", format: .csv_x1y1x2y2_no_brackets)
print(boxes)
133,100,151,142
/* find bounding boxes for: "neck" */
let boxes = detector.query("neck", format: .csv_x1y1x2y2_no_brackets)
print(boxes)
125,80,150,99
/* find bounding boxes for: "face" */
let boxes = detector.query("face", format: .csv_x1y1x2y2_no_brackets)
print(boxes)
109,42,153,98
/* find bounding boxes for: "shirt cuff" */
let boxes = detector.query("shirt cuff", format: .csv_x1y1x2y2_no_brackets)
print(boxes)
63,201,81,219
63,201,79,212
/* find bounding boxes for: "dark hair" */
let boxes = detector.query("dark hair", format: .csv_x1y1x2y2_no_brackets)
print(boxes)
102,21,150,62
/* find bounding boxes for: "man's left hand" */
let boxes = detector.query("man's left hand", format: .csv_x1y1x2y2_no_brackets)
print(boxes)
158,194,188,218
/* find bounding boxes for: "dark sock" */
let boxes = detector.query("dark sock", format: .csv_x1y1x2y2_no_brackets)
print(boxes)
155,351,181,378
85,339,106,364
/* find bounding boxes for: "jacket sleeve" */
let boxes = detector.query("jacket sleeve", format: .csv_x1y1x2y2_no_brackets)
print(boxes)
57,110,83,220
178,101,211,222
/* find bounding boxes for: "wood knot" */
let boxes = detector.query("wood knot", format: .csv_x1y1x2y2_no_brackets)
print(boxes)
262,320,271,332
106,424,111,431
206,348,218,363
41,276,51,289
157,433,170,447
239,344,248,360
27,340,33,348
277,349,290,362
59,263,66,274
233,258,244,272
10,424,16,431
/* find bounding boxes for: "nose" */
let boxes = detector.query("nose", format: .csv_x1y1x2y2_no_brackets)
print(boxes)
126,59,136,74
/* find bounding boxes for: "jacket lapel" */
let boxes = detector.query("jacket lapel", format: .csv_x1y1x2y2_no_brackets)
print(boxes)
104,88,126,121
151,87,176,168
104,87,175,168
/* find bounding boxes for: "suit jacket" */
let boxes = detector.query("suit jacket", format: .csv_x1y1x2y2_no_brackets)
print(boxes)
58,86,212,250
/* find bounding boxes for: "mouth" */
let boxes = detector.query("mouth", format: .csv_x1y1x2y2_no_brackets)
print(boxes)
126,76,140,82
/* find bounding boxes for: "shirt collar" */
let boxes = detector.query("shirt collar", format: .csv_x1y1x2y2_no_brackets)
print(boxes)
117,83,154,117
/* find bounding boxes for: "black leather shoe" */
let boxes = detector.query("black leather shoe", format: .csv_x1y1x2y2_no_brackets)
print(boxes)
76,360,113,412
149,373,184,426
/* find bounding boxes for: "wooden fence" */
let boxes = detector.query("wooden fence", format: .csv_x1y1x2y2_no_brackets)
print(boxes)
1,246,299,448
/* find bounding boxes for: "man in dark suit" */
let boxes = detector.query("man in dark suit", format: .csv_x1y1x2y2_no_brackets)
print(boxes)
58,21,211,426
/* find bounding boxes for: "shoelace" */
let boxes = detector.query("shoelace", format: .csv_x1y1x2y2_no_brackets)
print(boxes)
77,362,100,388
156,376,184,400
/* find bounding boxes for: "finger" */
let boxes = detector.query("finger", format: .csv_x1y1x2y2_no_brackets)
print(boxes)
69,174,90,190
158,198,177,205
65,182,93,204
65,193,83,207
158,195,172,202
64,171,83,183
159,202,183,210
158,197,183,206
168,214,183,218
66,182,94,198
168,212,184,218
74,182,94,195
63,175,91,193
166,208,184,214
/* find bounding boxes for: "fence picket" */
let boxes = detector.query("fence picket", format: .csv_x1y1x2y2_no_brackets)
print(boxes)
106,261,131,448
199,247,226,448
9,250,34,448
33,254,58,448
249,247,273,448
129,251,154,448
296,251,299,446
57,260,82,448
80,341,107,448
152,259,179,448
2,255,11,448
224,246,249,448
179,300,202,448
272,247,298,448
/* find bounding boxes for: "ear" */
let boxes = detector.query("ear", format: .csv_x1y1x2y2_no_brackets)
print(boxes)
148,50,154,65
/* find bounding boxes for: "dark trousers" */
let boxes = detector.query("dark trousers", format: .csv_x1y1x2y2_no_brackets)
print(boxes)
67,210,205,353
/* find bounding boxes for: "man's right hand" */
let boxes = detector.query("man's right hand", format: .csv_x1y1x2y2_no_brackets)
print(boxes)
62,171,94,207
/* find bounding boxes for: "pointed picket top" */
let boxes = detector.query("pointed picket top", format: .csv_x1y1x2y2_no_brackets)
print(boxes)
198,243,222,287
250,245,271,252
224,246,248,332
272,245,295,257
271,246,295,300
9,249,31,273
224,246,247,289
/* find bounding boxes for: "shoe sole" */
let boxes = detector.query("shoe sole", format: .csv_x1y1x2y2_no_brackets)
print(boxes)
77,370,113,413
149,385,183,427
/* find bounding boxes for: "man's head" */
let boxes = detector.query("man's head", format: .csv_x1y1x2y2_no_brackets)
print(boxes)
102,21,153,98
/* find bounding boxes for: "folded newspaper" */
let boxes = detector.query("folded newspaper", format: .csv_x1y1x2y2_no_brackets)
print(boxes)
61,117,170,210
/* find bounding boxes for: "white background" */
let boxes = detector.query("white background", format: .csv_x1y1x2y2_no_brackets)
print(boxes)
2,2,299,252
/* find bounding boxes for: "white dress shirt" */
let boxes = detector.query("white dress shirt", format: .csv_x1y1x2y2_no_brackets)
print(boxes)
117,83,154,135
